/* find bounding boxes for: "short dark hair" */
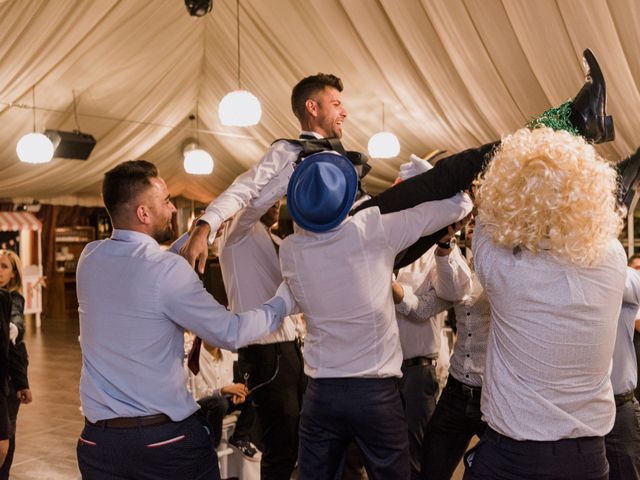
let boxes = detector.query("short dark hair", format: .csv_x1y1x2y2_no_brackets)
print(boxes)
629,254,640,266
102,160,158,218
291,73,343,122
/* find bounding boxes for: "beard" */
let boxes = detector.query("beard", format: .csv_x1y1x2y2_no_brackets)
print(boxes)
152,221,173,244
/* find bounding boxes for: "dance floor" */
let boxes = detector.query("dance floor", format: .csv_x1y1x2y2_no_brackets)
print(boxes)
10,315,466,480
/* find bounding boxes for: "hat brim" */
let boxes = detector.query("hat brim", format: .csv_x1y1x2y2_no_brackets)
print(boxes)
287,152,358,233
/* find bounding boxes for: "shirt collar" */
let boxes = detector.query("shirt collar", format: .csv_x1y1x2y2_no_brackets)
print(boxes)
111,229,160,247
299,130,323,139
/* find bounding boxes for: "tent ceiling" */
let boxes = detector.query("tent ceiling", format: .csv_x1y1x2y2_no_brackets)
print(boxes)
1,0,639,205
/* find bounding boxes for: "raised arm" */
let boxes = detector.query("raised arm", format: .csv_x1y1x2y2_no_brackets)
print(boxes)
180,140,301,272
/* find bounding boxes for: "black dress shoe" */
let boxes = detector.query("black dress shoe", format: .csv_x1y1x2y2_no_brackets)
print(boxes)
570,49,615,144
617,147,640,208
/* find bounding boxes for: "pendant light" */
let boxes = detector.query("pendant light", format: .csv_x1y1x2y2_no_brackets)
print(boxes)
16,88,54,164
218,0,262,127
367,102,400,159
183,111,214,174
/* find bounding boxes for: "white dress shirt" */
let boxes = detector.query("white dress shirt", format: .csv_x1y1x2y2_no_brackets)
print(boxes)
280,194,472,379
219,186,297,345
200,133,323,241
611,267,640,394
77,229,288,423
395,246,469,360
473,219,627,440
187,342,235,400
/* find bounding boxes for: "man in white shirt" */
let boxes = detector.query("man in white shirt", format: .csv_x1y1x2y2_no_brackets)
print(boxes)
605,266,640,480
181,50,619,273
219,196,305,480
278,152,472,479
464,128,627,480
76,161,295,480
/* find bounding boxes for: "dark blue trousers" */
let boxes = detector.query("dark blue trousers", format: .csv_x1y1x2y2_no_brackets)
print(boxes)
77,413,218,480
298,377,409,480
463,427,609,480
605,397,640,480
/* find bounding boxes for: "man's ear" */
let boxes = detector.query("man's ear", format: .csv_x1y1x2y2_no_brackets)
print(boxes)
136,204,151,225
305,98,318,118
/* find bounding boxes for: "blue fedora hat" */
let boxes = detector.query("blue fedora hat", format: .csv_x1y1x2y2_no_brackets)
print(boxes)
287,152,358,233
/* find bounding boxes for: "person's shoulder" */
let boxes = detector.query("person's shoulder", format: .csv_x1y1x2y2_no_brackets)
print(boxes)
9,291,24,307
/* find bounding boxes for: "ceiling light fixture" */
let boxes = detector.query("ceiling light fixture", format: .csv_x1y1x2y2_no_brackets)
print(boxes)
16,87,54,164
184,0,213,17
367,102,400,159
183,112,214,175
218,0,261,127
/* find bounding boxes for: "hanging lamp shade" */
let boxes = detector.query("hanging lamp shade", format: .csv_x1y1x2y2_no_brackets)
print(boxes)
218,90,262,127
367,131,400,159
183,142,214,175
16,132,54,164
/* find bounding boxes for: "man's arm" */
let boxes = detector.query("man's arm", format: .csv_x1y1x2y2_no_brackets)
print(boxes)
180,140,301,272
161,257,295,350
394,282,451,323
623,266,640,305
381,192,473,255
433,246,472,302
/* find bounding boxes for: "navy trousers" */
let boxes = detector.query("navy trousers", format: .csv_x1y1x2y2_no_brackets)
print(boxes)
463,427,609,480
298,377,409,480
77,413,218,480
605,397,640,480
399,362,439,479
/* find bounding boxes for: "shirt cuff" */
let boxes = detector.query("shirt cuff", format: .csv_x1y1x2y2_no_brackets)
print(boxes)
197,211,224,244
396,285,418,316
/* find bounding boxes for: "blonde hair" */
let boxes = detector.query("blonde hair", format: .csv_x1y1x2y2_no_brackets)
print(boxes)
476,127,623,266
0,249,23,293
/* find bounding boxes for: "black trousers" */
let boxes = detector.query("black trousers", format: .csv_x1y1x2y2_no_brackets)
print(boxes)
354,141,499,269
605,396,640,480
463,427,609,480
197,394,255,448
420,376,486,480
0,389,19,479
238,340,306,480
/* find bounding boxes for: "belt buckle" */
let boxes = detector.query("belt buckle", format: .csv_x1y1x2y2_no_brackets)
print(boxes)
461,384,476,398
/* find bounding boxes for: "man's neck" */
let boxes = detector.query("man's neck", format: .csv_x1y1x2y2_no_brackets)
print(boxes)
299,130,324,139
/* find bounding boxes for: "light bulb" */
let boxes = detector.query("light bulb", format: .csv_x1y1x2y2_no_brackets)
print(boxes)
183,148,214,175
218,90,262,127
16,132,54,164
367,131,400,159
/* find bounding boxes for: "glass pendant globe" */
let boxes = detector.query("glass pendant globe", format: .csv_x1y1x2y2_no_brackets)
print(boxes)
16,132,54,164
183,148,214,175
218,90,262,127
367,131,400,159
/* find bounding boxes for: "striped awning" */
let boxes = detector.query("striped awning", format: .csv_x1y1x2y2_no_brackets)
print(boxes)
0,212,42,232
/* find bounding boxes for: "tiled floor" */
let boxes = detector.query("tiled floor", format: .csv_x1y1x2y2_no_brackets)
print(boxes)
8,315,469,480
11,316,83,480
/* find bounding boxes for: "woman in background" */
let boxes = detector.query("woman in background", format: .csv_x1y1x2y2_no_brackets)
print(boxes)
0,250,33,479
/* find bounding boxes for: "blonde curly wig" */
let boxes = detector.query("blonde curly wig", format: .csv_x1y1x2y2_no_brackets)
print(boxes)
476,127,624,266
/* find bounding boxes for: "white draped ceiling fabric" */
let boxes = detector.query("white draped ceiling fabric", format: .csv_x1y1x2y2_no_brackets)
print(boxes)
0,0,639,205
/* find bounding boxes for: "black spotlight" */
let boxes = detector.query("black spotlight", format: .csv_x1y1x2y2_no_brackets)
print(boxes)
185,0,213,17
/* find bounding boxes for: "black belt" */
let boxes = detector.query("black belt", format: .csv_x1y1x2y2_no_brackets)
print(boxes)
614,390,635,407
402,356,436,368
448,375,482,399
85,413,173,429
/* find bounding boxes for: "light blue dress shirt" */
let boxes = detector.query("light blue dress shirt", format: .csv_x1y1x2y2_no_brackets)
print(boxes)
77,229,286,422
611,267,640,395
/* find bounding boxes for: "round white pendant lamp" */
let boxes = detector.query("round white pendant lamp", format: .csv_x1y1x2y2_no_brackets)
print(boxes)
218,90,262,127
17,132,54,164
367,102,400,159
218,0,262,127
183,143,214,175
17,88,54,164
367,131,400,159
